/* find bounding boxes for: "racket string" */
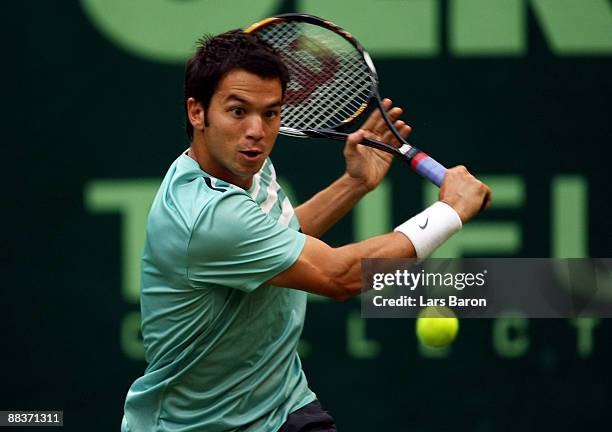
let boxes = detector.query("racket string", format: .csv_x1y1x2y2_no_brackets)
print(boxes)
288,58,370,129
287,51,370,127
253,21,373,131
294,55,370,127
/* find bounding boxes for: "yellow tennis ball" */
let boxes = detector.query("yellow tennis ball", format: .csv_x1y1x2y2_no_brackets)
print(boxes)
416,306,459,348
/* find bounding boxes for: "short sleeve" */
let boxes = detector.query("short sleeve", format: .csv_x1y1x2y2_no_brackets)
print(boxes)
187,190,306,292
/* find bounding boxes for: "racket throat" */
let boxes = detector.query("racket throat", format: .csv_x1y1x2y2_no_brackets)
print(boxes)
399,144,419,159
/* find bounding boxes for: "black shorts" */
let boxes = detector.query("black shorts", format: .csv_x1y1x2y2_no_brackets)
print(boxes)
278,400,337,432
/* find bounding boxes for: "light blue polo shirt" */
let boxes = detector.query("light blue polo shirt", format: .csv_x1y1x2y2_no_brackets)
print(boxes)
122,153,316,431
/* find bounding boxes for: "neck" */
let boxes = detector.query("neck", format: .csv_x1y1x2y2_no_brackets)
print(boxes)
187,138,253,190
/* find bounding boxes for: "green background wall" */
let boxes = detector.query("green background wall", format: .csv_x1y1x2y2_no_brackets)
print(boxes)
4,0,612,430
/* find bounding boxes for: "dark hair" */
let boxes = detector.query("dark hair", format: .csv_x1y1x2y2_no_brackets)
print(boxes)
184,30,289,140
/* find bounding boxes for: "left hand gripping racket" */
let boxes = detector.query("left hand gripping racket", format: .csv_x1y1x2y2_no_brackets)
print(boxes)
245,13,447,187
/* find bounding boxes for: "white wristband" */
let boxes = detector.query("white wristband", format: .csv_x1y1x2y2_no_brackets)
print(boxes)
394,201,462,260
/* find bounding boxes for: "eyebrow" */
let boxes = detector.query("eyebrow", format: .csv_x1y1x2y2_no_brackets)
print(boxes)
225,94,282,108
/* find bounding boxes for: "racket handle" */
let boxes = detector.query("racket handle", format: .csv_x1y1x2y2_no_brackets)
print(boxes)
306,130,448,186
411,152,447,187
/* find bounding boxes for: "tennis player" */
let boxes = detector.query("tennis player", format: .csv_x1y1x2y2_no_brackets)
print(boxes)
121,30,490,432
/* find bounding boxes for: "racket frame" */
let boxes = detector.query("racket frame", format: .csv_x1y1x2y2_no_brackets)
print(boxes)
246,13,447,187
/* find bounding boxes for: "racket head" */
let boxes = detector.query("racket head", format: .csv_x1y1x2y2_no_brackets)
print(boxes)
245,14,379,137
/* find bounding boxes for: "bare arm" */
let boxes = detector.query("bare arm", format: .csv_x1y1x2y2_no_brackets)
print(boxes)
268,232,416,301
294,174,369,238
295,98,411,238
269,165,491,300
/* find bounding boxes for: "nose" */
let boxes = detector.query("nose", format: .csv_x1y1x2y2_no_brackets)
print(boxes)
246,115,265,141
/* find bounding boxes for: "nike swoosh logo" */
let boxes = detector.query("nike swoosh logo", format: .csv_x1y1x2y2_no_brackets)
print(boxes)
418,217,429,230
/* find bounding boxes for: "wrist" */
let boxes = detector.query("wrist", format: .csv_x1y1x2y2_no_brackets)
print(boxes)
394,201,462,260
439,199,469,224
341,172,372,195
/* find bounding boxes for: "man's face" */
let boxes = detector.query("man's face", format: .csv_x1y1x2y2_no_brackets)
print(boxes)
198,69,282,189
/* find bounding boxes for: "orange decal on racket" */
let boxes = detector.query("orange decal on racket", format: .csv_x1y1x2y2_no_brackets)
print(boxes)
244,17,283,34
343,103,369,123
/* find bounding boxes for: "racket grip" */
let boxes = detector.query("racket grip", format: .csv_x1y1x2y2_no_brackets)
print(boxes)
411,152,447,187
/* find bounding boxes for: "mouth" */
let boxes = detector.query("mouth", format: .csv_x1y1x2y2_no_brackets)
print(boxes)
239,149,264,161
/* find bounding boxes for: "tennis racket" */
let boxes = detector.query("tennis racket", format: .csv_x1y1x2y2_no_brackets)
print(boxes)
245,13,447,187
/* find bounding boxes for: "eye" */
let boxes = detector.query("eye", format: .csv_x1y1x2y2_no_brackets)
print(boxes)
264,110,279,119
230,107,246,117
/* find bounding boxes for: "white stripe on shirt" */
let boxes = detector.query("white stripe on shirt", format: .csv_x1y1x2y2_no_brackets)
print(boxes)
250,173,261,200
260,165,280,214
278,196,296,226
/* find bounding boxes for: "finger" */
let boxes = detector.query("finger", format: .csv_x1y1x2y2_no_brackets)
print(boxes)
346,130,366,148
452,165,469,174
380,122,400,146
373,107,403,135
386,107,403,123
380,120,411,147
481,188,492,211
483,185,492,210
361,98,392,130
398,122,412,139
372,107,407,141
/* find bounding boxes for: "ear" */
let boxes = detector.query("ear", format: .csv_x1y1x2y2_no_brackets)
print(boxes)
187,97,206,133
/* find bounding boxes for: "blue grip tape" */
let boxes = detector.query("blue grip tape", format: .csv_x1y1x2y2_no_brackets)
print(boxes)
413,155,447,187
